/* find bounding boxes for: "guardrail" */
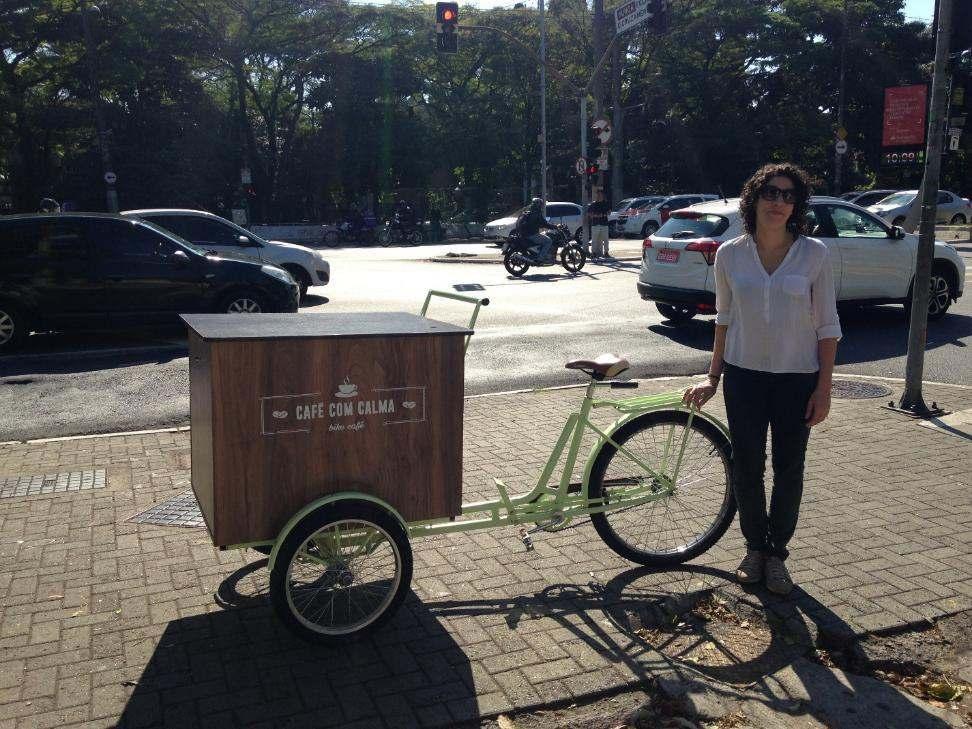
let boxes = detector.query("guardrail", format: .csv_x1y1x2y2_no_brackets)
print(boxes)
937,225,972,243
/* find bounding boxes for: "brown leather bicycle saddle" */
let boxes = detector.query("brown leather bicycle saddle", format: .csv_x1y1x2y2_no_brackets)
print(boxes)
565,354,630,379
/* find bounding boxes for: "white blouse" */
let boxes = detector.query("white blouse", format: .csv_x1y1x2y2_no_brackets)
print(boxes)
714,234,842,374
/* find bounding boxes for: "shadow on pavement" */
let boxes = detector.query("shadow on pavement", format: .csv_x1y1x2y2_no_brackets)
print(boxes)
648,306,972,366
115,560,951,728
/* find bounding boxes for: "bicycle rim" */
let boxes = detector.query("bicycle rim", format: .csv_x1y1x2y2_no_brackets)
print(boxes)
590,411,734,565
285,518,403,636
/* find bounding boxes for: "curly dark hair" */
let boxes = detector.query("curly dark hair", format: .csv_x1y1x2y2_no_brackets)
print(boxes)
738,163,812,237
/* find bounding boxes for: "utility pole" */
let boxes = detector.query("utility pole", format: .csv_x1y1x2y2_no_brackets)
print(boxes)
896,0,953,417
539,0,548,205
611,40,624,205
80,2,118,213
834,0,849,194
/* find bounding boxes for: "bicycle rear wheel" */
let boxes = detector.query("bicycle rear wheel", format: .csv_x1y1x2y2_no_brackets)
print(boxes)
589,410,734,567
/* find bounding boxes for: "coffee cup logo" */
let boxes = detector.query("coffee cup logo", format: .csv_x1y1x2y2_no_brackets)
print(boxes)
272,410,288,419
335,376,358,398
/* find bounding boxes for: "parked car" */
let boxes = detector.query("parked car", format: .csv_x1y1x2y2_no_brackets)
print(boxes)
637,197,965,324
122,209,329,300
839,189,896,208
867,190,971,227
621,194,719,238
0,213,299,351
483,202,584,241
609,195,666,237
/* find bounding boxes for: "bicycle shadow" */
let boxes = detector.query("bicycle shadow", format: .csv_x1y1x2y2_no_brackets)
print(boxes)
113,560,952,728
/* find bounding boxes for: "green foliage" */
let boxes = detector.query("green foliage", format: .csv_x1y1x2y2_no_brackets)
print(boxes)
0,0,941,220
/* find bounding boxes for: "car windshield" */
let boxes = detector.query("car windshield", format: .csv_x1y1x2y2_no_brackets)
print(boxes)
655,212,730,239
878,192,916,206
136,220,205,255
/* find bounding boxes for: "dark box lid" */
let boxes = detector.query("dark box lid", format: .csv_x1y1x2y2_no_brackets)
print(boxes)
182,312,472,342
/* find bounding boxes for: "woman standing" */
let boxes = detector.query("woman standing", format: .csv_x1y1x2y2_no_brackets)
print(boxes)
683,163,841,595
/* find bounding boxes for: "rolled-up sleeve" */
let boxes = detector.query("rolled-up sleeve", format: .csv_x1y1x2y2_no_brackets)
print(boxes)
714,245,732,326
811,249,842,341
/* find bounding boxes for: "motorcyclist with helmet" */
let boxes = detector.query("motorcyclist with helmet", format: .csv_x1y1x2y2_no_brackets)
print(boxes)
515,198,558,263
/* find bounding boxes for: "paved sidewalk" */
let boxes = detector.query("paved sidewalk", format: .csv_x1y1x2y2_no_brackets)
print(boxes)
0,376,970,728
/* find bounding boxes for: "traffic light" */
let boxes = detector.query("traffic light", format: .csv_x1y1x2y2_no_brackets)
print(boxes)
436,2,459,54
585,161,599,181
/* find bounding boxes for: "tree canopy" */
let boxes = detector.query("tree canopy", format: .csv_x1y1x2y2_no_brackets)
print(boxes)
0,0,959,222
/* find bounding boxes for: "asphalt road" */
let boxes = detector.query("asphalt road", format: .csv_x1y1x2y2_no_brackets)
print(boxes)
2,239,971,442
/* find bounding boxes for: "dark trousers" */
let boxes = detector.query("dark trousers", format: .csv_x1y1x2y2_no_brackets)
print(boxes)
722,362,818,560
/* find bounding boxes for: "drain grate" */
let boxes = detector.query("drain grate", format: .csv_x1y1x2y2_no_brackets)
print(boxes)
831,379,893,400
0,469,106,499
130,490,205,528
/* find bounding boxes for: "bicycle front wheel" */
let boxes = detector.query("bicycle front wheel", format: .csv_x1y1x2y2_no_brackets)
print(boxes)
589,410,734,567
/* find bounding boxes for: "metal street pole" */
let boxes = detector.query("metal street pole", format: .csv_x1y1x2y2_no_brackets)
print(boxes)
897,0,953,416
580,95,589,250
539,0,548,205
834,0,848,194
80,2,118,213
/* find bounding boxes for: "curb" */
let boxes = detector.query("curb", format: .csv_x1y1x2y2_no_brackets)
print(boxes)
429,254,642,265
0,342,187,364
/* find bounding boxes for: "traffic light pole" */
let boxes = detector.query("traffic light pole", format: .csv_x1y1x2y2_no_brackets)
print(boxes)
581,95,589,249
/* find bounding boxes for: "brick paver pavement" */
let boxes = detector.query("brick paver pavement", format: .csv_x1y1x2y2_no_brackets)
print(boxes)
0,375,970,728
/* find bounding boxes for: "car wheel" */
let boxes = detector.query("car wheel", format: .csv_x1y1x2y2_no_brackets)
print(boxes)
656,302,696,324
641,221,659,237
322,230,341,248
221,290,267,314
950,214,967,225
283,266,310,301
0,302,29,351
904,267,954,322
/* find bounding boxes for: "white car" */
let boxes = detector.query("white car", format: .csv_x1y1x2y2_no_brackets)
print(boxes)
608,195,665,237
868,190,971,227
839,189,896,208
637,197,965,323
483,202,584,241
121,209,330,301
621,194,719,238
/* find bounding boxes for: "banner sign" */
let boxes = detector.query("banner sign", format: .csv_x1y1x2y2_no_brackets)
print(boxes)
881,85,928,147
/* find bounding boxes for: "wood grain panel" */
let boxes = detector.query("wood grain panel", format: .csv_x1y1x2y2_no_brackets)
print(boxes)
187,331,215,537
206,333,464,546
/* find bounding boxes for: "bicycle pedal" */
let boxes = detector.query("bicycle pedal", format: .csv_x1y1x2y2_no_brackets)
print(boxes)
517,526,535,551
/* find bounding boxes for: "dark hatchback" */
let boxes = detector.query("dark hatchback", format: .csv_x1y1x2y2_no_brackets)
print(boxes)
0,213,299,351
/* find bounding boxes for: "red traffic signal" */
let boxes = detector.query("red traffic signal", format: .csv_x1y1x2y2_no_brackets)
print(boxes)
435,2,459,53
436,2,458,25
585,162,599,176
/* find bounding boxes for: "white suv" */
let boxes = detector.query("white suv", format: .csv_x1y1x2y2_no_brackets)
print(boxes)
621,194,719,238
122,209,330,301
637,197,965,323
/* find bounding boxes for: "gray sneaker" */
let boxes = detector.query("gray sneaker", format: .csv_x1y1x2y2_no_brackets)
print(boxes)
765,556,794,595
735,550,764,584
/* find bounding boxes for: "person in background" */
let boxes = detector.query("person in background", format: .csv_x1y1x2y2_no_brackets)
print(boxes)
38,198,60,213
588,189,611,259
681,162,841,596
515,198,558,262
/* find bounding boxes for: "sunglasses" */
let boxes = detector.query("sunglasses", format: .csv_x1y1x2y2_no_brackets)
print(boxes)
759,184,799,204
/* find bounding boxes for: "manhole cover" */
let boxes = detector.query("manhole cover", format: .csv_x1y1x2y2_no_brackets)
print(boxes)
830,379,893,399
131,490,205,528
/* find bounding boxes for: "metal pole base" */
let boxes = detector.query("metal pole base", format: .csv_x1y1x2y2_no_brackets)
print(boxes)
881,400,949,419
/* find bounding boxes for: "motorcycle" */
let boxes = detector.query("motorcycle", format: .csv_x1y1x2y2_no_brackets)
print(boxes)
377,216,421,247
502,224,587,278
323,217,377,247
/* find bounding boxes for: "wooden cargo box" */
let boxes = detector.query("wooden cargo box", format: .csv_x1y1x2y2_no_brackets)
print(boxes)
182,312,471,547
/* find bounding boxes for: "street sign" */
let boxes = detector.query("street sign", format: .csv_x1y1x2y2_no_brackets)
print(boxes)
835,140,848,154
104,171,117,185
949,131,961,151
613,0,661,36
592,117,612,146
575,157,587,175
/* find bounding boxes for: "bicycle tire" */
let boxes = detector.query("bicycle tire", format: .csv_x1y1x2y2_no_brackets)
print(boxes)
589,410,735,567
269,499,412,644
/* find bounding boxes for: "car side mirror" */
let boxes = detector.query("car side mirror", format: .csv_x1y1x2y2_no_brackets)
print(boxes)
890,225,906,240
169,249,190,267
238,235,252,245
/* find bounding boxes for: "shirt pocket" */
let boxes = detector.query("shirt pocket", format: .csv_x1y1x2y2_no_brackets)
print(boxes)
782,274,810,298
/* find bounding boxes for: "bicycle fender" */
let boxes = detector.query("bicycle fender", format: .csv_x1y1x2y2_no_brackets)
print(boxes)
267,491,408,572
